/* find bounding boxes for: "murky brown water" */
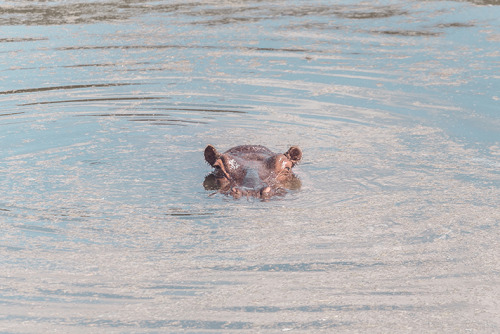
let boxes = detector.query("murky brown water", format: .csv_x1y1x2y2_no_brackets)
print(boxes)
1,0,499,332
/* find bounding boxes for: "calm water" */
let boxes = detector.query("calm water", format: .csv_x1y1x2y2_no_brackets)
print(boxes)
1,0,499,332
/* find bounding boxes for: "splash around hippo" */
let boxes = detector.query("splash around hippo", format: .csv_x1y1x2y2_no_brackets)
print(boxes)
203,144,302,199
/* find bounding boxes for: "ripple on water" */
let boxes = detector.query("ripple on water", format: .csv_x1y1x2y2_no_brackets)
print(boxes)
1,0,499,332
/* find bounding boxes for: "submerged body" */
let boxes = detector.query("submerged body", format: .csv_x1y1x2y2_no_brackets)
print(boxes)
204,145,302,199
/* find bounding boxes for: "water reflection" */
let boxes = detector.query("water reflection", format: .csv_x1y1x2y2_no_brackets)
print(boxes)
1,0,499,332
0,2,200,25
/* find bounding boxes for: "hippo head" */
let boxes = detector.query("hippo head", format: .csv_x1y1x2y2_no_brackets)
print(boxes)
203,145,302,199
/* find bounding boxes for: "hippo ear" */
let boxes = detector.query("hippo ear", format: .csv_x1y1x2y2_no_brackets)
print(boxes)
204,145,220,166
285,146,302,165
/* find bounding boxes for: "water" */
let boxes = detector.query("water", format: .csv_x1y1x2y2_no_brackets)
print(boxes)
1,0,499,332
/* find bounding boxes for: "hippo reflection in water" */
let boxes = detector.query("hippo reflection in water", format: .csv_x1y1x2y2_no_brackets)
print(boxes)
203,145,302,199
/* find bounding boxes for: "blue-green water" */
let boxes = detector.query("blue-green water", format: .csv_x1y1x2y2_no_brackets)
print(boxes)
1,1,499,332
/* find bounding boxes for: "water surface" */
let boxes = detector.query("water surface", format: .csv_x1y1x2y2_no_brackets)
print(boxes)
1,0,499,332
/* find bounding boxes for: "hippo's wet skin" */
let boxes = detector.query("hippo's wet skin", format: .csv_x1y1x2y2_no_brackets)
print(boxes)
203,145,302,199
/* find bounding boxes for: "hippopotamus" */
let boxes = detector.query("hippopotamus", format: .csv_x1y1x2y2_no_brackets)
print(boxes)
203,144,302,199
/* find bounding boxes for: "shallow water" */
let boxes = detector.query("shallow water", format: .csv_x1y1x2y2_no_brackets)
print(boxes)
1,0,499,332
